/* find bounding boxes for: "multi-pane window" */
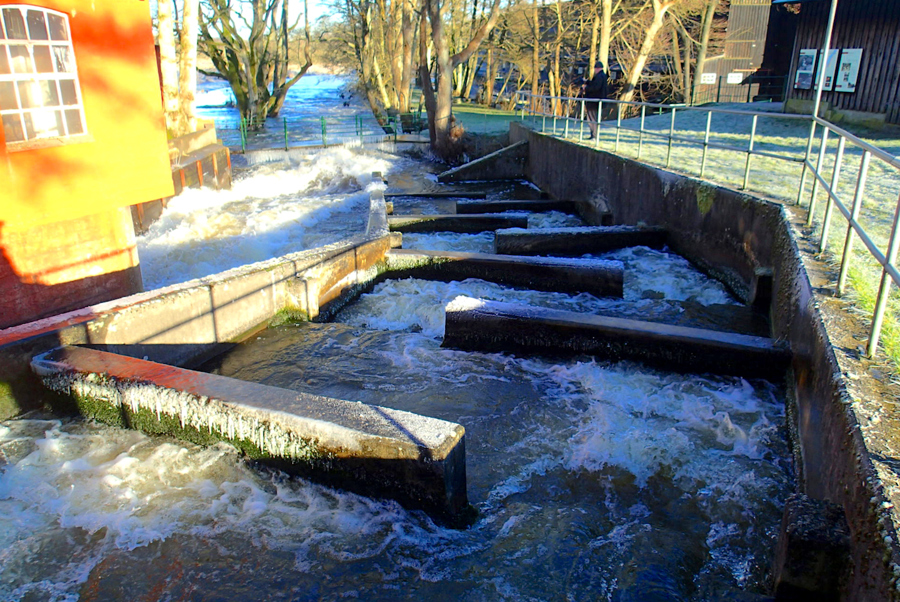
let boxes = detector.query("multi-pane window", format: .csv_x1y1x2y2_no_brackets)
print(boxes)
0,6,87,148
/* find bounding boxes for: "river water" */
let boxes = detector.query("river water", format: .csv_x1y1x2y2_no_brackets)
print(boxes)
0,78,792,601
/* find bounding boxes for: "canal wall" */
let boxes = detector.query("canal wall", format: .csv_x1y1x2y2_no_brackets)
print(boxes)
509,121,898,601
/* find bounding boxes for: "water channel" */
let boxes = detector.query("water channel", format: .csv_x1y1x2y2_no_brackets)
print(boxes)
0,80,792,600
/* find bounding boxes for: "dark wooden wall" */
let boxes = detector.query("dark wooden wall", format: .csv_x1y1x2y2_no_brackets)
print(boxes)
786,0,900,123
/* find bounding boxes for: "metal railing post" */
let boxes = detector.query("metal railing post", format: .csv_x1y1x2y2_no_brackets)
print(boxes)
666,107,676,168
868,192,900,357
717,76,723,103
819,136,846,254
321,116,327,147
742,114,758,190
807,125,830,225
552,97,558,135
615,103,622,153
837,150,871,295
579,100,585,140
240,118,247,153
284,118,288,151
797,119,817,206
700,111,712,178
595,101,602,149
564,99,570,139
638,105,646,160
542,99,547,132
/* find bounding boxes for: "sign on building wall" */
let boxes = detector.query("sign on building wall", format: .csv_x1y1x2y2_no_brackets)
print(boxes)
726,72,744,84
700,73,717,85
835,49,863,93
815,49,839,91
795,49,816,89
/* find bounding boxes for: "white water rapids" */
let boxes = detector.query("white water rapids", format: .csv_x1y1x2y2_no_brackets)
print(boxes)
0,85,792,600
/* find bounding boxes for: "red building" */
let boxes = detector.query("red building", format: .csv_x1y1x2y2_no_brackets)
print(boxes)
0,0,174,328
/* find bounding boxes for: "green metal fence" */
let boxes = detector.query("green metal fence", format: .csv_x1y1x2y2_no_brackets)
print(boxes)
217,113,416,153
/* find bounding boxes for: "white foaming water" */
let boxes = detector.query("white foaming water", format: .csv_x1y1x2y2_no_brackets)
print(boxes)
192,319,790,598
0,418,457,600
600,246,736,305
526,210,584,229
340,246,736,338
138,147,404,290
399,232,495,254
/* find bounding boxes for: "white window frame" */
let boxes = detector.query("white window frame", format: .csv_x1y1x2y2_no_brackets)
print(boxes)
0,5,89,151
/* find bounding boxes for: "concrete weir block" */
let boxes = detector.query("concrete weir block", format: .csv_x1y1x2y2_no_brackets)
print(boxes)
456,200,578,215
384,191,487,199
437,140,528,183
495,226,667,256
389,214,528,234
442,297,791,379
386,249,623,298
31,346,470,525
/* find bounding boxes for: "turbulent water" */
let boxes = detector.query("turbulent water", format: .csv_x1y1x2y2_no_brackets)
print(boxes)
137,146,403,291
2,85,792,600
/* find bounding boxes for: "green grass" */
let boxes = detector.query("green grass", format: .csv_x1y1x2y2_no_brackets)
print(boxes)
526,104,900,372
452,103,522,135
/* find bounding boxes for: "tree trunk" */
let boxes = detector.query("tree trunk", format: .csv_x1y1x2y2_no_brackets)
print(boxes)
177,0,199,134
671,28,683,100
423,0,501,160
588,10,599,75
482,41,494,105
397,0,418,113
619,0,673,104
419,20,437,141
157,0,180,135
599,0,612,73
691,0,717,105
680,22,691,104
530,0,540,112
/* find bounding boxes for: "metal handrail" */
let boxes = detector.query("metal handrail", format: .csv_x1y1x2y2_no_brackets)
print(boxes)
518,91,900,359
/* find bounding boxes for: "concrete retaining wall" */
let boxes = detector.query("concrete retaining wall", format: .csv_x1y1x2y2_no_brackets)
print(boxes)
509,121,900,601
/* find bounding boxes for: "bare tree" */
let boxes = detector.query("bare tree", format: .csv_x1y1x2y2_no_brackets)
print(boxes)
157,0,181,134
420,0,502,159
619,0,680,104
197,0,312,125
156,0,201,136
690,0,718,105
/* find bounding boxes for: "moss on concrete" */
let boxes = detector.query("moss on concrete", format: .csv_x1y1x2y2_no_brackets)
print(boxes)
0,381,19,420
70,384,324,465
269,306,310,327
696,184,716,216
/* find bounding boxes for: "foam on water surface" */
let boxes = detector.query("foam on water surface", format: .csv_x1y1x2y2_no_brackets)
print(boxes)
138,146,405,290
339,245,737,338
198,320,790,600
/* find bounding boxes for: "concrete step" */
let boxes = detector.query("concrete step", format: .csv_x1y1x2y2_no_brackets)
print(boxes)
31,346,472,525
389,214,528,234
386,249,623,298
455,200,578,215
442,297,790,379
495,225,667,256
384,191,488,199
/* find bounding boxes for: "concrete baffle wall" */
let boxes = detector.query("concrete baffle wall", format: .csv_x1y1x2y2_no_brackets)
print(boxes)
508,121,900,601
32,346,471,524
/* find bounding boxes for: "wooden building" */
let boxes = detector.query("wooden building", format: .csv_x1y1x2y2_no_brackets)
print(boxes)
775,0,900,125
0,0,174,328
694,0,781,104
